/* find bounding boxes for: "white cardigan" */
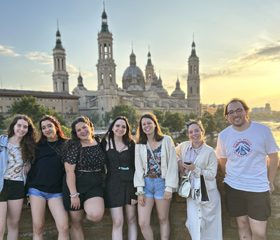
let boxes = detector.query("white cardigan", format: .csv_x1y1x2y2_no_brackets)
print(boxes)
176,141,218,191
134,135,179,193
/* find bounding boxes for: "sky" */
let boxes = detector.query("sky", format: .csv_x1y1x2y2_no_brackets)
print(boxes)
1,0,280,110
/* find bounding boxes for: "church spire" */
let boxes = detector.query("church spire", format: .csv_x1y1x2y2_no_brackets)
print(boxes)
101,0,109,33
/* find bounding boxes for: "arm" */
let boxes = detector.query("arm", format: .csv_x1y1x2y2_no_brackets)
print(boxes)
267,152,279,192
219,158,227,178
198,150,217,180
175,143,184,174
133,144,145,192
165,137,179,193
65,162,80,210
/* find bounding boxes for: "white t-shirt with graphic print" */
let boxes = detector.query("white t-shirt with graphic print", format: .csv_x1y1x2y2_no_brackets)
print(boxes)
216,122,279,192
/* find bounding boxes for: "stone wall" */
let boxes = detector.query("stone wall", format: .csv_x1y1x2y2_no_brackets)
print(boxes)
6,166,280,240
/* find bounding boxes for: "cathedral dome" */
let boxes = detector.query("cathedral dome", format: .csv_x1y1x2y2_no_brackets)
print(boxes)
123,65,144,79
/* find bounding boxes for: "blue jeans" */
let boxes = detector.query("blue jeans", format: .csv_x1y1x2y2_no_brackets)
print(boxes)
27,188,62,200
144,177,165,199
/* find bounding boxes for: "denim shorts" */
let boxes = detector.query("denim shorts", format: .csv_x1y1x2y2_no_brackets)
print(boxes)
27,188,63,200
144,177,165,200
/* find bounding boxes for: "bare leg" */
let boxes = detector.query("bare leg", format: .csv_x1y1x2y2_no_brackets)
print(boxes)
84,197,104,222
29,196,47,240
249,217,267,240
138,197,154,240
0,202,7,239
125,204,137,240
110,207,124,240
6,199,24,240
69,210,84,240
48,197,69,240
236,215,252,240
155,199,171,240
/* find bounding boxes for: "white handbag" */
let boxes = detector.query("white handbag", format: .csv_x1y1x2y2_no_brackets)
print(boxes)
178,155,199,198
178,173,191,198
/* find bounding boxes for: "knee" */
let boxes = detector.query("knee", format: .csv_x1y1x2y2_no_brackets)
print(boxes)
252,229,266,239
158,216,168,225
86,212,103,222
33,222,44,235
138,219,149,229
112,218,123,229
237,219,250,231
70,219,82,229
57,223,69,235
7,219,20,230
126,215,137,225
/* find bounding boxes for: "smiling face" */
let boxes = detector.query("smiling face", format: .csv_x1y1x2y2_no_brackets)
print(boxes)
188,123,204,144
112,119,127,138
226,101,249,128
75,122,93,141
13,119,29,139
41,120,57,141
141,117,156,137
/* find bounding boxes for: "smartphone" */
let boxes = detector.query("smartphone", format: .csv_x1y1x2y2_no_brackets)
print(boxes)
185,162,191,165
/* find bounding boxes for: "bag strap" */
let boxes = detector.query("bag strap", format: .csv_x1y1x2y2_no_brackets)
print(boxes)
147,141,161,170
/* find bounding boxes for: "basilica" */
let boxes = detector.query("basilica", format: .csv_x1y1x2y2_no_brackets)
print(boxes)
0,5,201,123
69,5,201,120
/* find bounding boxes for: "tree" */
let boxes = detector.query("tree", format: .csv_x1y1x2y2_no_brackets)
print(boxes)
10,96,65,125
153,109,164,124
214,108,230,133
201,111,217,135
110,104,138,130
0,114,5,133
162,110,185,132
89,111,101,127
185,112,198,122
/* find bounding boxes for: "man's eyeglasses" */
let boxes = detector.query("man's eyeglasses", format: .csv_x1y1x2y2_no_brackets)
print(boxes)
227,108,244,116
186,120,201,126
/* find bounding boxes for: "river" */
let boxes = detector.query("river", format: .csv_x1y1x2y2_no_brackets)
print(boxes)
206,120,280,149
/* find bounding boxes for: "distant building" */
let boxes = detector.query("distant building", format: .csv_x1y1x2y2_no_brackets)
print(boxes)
251,103,272,115
200,104,218,115
72,4,201,123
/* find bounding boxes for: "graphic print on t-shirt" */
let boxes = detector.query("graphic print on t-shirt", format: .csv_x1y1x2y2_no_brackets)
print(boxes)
233,139,252,157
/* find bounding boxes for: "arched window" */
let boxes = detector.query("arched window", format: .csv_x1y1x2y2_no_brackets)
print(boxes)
190,66,192,74
190,87,193,94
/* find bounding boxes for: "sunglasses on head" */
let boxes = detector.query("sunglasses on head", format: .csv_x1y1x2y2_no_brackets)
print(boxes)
186,120,201,126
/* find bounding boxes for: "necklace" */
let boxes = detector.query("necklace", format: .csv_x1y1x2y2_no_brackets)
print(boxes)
47,140,58,149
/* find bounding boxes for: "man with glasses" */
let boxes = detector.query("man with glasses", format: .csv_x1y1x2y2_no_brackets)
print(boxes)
216,98,279,240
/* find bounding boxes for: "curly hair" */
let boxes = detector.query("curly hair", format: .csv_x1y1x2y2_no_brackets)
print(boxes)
7,114,36,163
103,116,134,146
38,115,66,144
224,98,250,116
136,112,163,144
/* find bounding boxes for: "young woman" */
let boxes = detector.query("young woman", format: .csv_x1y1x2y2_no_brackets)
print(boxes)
0,115,36,240
176,120,222,240
102,116,137,240
27,115,69,240
134,113,178,240
62,117,106,240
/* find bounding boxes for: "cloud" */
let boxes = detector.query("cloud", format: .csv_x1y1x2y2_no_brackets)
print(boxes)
24,51,53,65
202,41,280,81
0,45,20,57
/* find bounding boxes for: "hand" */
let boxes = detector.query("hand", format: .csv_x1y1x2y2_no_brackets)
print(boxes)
269,182,275,194
131,199,138,205
104,164,108,174
24,165,31,176
182,161,196,171
70,197,81,210
164,191,172,200
138,194,145,207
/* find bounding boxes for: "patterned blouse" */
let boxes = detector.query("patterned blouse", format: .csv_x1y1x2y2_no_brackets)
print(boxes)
146,145,162,177
4,142,24,180
63,140,105,171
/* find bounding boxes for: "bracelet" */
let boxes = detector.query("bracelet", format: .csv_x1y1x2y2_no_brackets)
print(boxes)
135,191,145,196
70,192,80,198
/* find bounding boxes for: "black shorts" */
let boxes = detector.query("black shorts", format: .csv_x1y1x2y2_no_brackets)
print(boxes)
63,171,103,211
224,183,271,221
0,179,25,202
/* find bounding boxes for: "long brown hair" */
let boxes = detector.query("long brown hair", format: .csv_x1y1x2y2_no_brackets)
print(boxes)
136,112,163,144
7,114,36,163
103,116,134,146
38,115,66,144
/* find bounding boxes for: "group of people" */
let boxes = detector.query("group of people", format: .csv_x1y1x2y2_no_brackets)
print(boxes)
0,97,278,240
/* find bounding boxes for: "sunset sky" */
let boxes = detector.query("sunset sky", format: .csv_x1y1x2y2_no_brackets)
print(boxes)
1,0,280,110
